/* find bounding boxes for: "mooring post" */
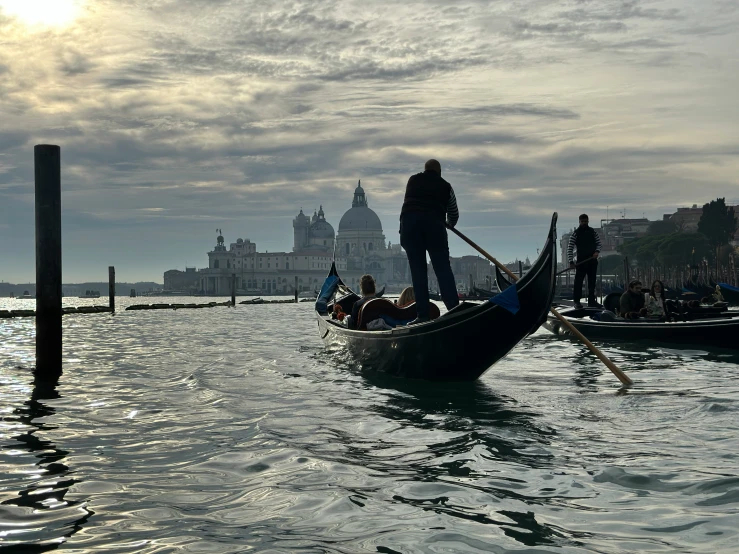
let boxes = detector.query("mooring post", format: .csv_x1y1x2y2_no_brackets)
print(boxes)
231,273,236,307
108,266,116,313
294,275,298,303
518,261,523,278
35,145,62,378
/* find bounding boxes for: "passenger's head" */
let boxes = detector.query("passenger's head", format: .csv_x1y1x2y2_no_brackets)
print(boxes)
424,159,441,175
578,214,589,227
398,286,415,306
650,280,664,297
359,274,376,296
628,279,642,293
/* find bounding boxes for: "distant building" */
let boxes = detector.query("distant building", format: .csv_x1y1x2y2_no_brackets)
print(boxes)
164,267,199,292
165,182,413,295
428,255,494,293
664,205,703,232
560,218,651,265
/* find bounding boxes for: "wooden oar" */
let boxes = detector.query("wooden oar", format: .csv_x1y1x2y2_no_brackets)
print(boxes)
447,224,633,387
556,257,595,276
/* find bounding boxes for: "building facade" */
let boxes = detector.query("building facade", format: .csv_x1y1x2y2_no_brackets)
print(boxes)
164,182,412,295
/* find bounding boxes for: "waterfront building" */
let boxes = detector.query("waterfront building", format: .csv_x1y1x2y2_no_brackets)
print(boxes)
164,182,413,295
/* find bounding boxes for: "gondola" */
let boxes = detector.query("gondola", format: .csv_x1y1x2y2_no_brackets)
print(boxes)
542,305,739,349
315,213,559,381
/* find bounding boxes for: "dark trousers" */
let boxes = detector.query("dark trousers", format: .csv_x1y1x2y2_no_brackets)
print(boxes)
573,258,598,304
400,211,460,318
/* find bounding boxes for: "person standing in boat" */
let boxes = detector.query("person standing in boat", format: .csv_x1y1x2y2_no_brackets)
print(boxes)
567,214,602,309
348,274,377,330
399,159,460,325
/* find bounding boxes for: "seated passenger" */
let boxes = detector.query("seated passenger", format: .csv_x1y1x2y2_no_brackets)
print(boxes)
619,280,648,319
397,286,415,307
348,274,376,330
646,279,666,318
712,285,724,303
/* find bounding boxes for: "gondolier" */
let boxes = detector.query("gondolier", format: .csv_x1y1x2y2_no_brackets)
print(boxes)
400,159,460,325
567,214,602,309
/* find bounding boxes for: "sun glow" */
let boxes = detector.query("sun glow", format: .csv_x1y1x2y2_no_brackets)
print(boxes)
0,0,84,27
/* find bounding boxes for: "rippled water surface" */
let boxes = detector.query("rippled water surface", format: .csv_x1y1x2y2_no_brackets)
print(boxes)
1,296,738,553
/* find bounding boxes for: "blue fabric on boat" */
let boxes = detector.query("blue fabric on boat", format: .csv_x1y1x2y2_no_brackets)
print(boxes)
488,283,520,314
719,282,739,292
380,315,413,328
315,275,339,314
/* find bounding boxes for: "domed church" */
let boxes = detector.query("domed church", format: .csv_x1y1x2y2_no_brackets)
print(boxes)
293,206,335,252
336,181,387,272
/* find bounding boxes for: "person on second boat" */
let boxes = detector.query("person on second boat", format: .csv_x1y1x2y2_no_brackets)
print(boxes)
348,274,377,330
567,214,602,309
645,279,667,318
620,280,648,319
400,159,460,325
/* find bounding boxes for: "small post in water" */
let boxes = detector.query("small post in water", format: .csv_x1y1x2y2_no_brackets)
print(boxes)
231,273,236,307
518,261,523,278
35,145,62,378
294,275,298,303
109,266,115,313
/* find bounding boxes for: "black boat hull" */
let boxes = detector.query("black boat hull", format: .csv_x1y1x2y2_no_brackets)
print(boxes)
543,306,739,349
316,214,559,381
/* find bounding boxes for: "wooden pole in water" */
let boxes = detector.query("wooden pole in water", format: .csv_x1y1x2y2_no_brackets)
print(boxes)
518,260,523,278
108,266,115,313
231,273,236,307
294,275,299,303
35,145,62,378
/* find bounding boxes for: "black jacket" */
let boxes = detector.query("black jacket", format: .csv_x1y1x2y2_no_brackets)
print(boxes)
400,170,458,225
567,225,602,263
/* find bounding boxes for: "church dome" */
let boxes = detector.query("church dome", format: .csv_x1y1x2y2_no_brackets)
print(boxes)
338,180,383,232
339,207,382,231
310,218,335,239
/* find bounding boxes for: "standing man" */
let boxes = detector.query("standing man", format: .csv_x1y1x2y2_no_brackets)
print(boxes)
400,159,460,325
567,214,602,309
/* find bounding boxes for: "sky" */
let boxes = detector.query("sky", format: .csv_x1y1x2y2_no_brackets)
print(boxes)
1,0,738,283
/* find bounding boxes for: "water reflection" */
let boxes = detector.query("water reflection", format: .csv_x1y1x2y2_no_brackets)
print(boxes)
0,376,93,551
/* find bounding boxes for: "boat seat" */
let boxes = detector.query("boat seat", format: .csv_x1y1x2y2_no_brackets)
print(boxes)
603,292,621,314
356,298,440,331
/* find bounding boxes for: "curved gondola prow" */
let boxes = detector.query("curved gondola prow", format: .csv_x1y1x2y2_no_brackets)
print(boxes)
495,213,558,293
495,264,513,292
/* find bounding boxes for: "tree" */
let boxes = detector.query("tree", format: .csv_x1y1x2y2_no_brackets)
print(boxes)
618,234,669,267
647,219,677,236
656,233,711,267
599,255,624,274
698,198,737,250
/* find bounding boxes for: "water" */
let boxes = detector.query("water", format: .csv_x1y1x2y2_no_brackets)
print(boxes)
1,296,738,553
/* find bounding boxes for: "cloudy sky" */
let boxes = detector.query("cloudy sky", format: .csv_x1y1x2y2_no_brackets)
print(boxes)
1,0,737,283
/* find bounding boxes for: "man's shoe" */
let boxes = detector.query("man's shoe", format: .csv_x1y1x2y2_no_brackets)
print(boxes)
573,301,583,310
408,316,430,326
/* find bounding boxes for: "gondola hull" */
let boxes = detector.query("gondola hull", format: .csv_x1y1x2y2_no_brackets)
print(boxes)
316,214,559,381
543,306,739,349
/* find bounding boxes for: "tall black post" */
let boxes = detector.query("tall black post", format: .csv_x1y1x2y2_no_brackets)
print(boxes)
231,273,236,307
35,145,62,378
108,266,115,313
294,275,298,303
518,261,523,278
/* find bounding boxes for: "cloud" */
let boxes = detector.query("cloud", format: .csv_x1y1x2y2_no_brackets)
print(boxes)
0,0,737,281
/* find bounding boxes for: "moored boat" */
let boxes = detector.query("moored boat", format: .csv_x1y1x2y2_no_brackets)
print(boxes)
543,305,739,349
315,214,559,380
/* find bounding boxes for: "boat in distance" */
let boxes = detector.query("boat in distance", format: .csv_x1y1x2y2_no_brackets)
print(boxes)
542,305,739,349
315,213,559,381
